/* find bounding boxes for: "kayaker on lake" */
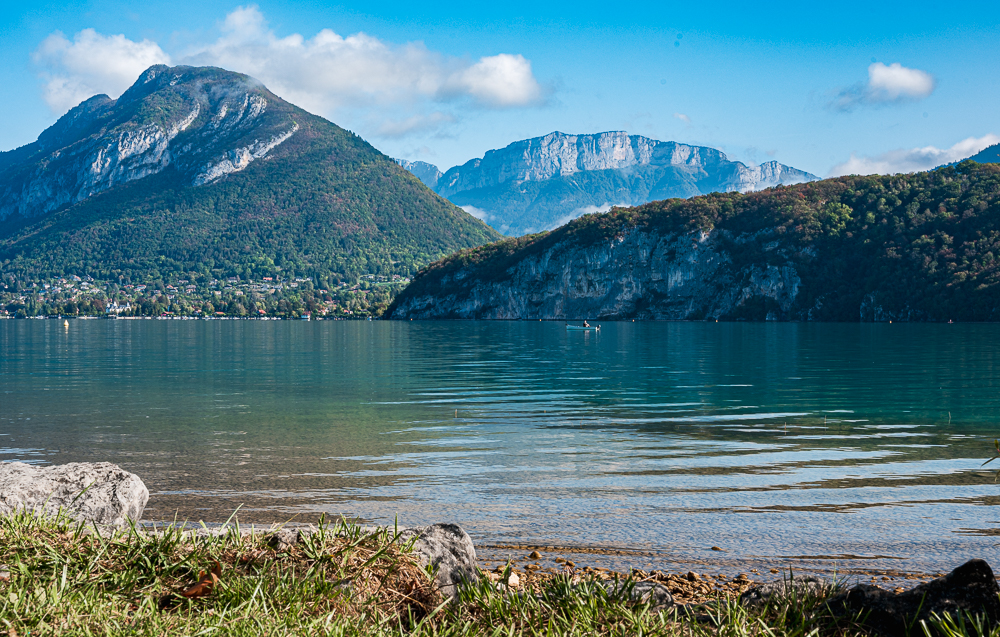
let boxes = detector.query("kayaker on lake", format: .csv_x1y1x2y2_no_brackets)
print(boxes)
583,320,590,327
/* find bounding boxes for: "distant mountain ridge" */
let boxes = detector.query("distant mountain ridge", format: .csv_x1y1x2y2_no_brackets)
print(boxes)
395,159,442,189
399,131,819,235
966,143,1000,165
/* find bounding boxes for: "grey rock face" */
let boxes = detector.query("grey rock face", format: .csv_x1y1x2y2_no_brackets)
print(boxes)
0,65,299,222
389,227,803,321
826,559,1000,637
0,461,148,528
397,523,478,598
431,131,818,235
436,131,815,196
396,159,443,189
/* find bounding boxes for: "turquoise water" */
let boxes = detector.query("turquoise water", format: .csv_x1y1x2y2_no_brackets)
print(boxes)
3,319,1000,575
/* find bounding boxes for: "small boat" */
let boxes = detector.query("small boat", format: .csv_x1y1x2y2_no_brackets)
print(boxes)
566,324,600,331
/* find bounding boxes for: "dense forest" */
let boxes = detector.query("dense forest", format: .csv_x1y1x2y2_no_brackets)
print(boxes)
391,161,1000,321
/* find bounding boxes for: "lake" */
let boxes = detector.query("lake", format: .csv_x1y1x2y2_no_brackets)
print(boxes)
3,319,1000,577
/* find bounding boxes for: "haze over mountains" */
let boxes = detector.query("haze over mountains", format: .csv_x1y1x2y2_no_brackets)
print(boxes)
399,131,820,235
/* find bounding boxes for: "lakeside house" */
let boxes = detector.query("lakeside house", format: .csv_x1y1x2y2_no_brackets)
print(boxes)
105,302,133,315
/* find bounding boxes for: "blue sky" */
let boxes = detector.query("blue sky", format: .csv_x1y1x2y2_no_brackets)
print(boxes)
2,0,999,177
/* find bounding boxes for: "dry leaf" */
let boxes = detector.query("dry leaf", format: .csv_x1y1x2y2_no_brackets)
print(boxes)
158,561,222,610
180,561,222,598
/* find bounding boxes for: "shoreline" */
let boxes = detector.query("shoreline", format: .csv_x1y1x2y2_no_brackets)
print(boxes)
134,519,956,597
3,508,998,635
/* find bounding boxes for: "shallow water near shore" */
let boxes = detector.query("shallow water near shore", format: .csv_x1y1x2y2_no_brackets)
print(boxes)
3,319,1000,578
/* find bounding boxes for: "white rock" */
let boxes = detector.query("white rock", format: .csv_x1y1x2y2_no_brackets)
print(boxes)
397,523,478,598
0,461,148,528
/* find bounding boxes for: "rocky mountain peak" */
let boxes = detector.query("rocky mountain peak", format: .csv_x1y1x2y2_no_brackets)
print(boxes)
0,65,300,221
395,159,443,189
406,130,819,236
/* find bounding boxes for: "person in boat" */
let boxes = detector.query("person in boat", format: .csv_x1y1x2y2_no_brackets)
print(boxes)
583,320,590,327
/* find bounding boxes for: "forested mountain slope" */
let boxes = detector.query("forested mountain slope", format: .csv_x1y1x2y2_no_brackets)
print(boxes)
0,65,500,316
388,162,1000,322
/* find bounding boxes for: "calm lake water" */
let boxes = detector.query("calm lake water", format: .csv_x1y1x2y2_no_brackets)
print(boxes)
3,319,1000,577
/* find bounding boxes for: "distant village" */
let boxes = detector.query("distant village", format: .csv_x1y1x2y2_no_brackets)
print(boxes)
0,273,410,319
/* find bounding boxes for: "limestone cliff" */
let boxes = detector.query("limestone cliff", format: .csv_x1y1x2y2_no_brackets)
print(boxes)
402,131,818,236
387,225,803,321
395,159,443,189
435,132,811,196
0,65,299,221
387,164,1000,322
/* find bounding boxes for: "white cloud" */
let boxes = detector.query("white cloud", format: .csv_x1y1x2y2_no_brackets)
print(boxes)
460,205,491,221
868,63,935,101
673,113,691,124
830,62,935,112
183,6,544,114
829,134,1000,177
530,202,627,233
570,203,624,216
445,54,542,107
31,5,545,136
33,28,171,113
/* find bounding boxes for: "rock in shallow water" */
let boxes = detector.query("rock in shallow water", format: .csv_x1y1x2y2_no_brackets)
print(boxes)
0,461,148,528
397,523,478,598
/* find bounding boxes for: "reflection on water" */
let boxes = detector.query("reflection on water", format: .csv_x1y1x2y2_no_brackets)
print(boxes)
3,320,1000,575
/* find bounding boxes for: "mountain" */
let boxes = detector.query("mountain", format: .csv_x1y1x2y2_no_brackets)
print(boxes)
0,65,501,315
395,159,443,189
399,131,818,236
387,161,1000,322
965,143,1000,164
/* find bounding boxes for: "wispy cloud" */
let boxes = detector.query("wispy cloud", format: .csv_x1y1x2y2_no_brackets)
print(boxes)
830,62,935,112
33,28,171,113
460,205,491,222
829,134,999,177
673,112,691,125
539,202,627,232
377,112,457,138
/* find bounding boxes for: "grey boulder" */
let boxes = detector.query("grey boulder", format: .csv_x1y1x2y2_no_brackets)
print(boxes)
740,576,831,608
826,559,1000,637
601,580,674,611
398,523,478,598
0,461,148,528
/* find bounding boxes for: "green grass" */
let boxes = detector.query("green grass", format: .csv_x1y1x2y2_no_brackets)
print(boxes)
0,512,995,636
